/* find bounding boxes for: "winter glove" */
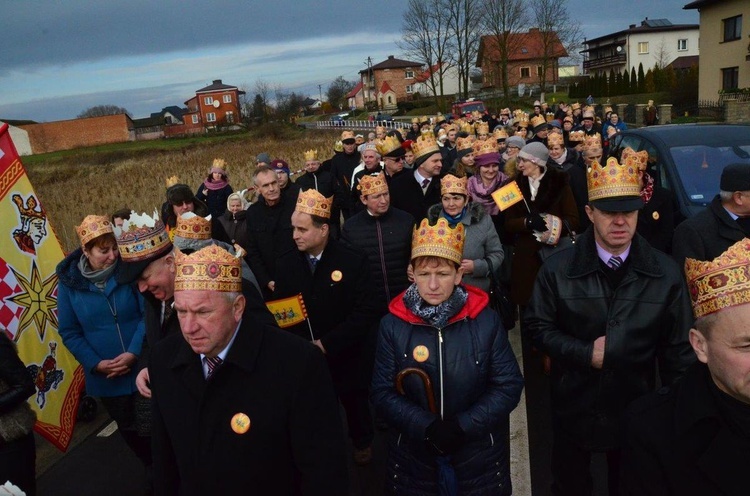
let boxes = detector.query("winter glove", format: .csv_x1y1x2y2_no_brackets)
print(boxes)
425,418,466,456
525,213,547,232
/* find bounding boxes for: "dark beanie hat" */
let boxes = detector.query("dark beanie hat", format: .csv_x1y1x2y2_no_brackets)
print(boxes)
720,163,750,192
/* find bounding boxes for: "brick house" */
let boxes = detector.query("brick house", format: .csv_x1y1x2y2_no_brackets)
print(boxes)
358,56,424,109
346,82,365,110
19,114,134,154
182,79,245,131
477,28,568,90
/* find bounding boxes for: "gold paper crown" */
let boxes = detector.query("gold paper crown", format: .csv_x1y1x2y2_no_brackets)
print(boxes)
545,112,555,123
12,194,45,219
295,189,333,219
175,213,212,240
604,106,613,114
419,115,428,125
516,113,529,128
475,121,489,135
547,132,565,148
584,105,595,113
582,133,603,150
513,109,524,117
341,130,355,141
357,172,389,197
471,110,482,120
411,117,420,124
571,102,581,111
411,131,441,160
435,113,446,122
334,140,343,152
174,245,242,293
411,218,465,265
473,138,499,158
303,149,319,161
568,130,586,142
212,158,226,169
587,157,641,203
376,135,402,157
456,135,475,153
115,211,171,262
165,175,180,188
494,127,508,140
530,115,547,129
459,120,475,135
440,174,468,196
76,215,113,246
686,239,750,318
620,147,649,171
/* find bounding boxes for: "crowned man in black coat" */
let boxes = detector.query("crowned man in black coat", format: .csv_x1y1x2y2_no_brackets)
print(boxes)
390,131,443,225
273,189,379,466
150,245,348,495
295,149,335,198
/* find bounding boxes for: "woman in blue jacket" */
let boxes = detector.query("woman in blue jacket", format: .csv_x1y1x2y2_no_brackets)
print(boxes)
371,218,524,496
56,214,150,472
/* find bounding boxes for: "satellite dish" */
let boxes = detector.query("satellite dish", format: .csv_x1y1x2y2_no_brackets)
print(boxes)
616,46,623,53
213,100,220,108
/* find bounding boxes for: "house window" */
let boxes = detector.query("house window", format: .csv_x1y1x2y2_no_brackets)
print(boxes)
677,39,688,51
206,112,217,123
638,42,649,54
191,115,199,124
204,96,214,105
405,70,414,79
521,47,528,54
722,67,739,91
406,84,414,94
520,67,530,78
226,111,234,123
223,94,232,103
388,96,393,104
723,15,742,42
536,66,543,77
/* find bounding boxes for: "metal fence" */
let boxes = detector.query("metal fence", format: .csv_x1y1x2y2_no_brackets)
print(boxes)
315,120,411,131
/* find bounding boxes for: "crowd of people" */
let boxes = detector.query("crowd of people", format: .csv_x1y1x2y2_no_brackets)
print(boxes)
6,101,749,496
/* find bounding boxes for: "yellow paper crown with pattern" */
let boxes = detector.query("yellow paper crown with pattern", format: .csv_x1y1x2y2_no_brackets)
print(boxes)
76,215,114,246
582,133,603,151
411,117,420,124
545,112,555,123
411,218,465,265
475,121,489,135
115,210,172,262
165,175,180,188
411,131,441,160
440,174,468,196
456,135,475,153
547,132,565,148
472,138,499,158
494,127,509,140
685,239,750,318
620,147,649,171
458,120,475,135
174,245,241,293
175,212,212,240
435,113,446,123
530,115,547,129
568,130,586,142
295,188,332,219
571,102,581,111
604,106,613,114
340,130,355,141
376,135,402,157
303,149,319,161
357,172,389,197
587,157,641,203
516,113,529,128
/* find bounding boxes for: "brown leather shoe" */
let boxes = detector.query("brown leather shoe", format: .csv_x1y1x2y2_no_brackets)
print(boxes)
353,446,373,466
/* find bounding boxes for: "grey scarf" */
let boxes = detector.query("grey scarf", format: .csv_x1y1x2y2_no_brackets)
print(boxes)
78,254,117,289
402,283,468,329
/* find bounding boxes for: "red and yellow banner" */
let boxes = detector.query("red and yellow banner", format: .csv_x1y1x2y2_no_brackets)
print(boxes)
492,181,524,211
0,123,83,451
266,294,308,329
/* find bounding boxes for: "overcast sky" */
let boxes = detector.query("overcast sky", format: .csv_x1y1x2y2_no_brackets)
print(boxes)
0,0,698,122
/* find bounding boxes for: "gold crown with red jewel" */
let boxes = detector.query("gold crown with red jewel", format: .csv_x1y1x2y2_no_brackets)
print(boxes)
357,172,389,196
686,239,750,318
295,188,333,219
475,121,489,135
582,133,603,151
411,218,465,265
411,131,441,160
440,174,468,196
620,147,650,171
546,132,565,148
174,245,242,293
175,212,212,240
375,135,402,157
587,157,641,203
472,138,499,158
456,135,475,152
115,210,172,262
303,149,319,161
568,130,586,143
76,215,113,246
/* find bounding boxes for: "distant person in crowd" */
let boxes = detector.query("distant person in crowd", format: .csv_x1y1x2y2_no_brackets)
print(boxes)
195,158,233,218
111,208,131,229
0,331,37,495
547,131,588,233
450,135,476,177
643,100,658,126
350,144,383,204
403,145,416,169
215,192,250,255
330,130,362,222
672,163,750,270
371,217,523,496
255,152,271,167
149,245,349,495
270,158,300,200
377,134,407,185
295,149,335,197
162,180,209,240
621,239,750,495
405,117,421,141
57,214,151,485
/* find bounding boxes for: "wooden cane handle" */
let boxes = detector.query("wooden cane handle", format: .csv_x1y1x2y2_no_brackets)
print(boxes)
395,367,437,414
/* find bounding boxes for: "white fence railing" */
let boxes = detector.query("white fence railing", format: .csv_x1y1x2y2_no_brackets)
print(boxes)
315,120,411,131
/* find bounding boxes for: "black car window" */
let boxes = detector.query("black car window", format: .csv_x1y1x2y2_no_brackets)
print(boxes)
669,144,750,206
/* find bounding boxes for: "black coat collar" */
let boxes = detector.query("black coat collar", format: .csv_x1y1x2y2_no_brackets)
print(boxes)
567,228,663,278
515,167,568,213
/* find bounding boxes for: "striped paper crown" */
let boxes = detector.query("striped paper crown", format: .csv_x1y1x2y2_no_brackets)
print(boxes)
376,135,402,157
547,132,565,148
472,138,499,158
115,210,172,262
475,121,489,135
76,215,113,246
621,147,649,171
358,172,389,197
411,218,465,265
440,174,468,196
174,245,241,293
411,131,441,160
686,238,750,318
175,212,212,240
587,157,641,203
295,188,333,219
568,130,586,142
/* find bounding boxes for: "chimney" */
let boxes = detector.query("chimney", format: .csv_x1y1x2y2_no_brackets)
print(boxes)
629,24,636,29
388,55,394,59
213,79,222,85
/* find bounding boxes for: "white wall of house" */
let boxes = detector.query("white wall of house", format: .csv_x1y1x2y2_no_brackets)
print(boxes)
626,28,699,72
415,66,461,97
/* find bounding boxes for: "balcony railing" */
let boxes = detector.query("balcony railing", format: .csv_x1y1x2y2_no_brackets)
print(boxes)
583,53,627,71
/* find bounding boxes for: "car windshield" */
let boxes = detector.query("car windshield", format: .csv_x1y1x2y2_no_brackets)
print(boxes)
670,144,750,205
459,103,485,113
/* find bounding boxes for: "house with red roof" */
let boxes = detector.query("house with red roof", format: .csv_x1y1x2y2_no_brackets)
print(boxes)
414,62,461,97
177,79,245,135
477,28,568,90
357,55,424,110
346,81,365,110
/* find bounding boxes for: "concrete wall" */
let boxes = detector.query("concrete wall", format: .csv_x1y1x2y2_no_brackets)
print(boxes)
725,100,750,124
19,114,133,154
695,0,750,101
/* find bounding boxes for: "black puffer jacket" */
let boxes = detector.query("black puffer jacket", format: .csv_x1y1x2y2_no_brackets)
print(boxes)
216,208,250,254
341,206,414,316
372,286,524,496
525,228,695,449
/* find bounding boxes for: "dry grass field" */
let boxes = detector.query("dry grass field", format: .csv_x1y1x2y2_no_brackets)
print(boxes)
23,126,342,252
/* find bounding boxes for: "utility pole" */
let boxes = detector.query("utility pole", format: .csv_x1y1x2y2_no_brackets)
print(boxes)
318,84,322,104
365,57,373,109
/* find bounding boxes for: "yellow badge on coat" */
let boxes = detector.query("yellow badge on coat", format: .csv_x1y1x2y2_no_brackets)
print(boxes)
652,211,660,220
413,345,429,363
331,270,343,282
231,413,251,434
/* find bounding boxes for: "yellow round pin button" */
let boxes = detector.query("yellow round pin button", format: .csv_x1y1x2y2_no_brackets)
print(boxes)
231,413,251,434
652,211,659,220
413,345,429,363
331,270,343,282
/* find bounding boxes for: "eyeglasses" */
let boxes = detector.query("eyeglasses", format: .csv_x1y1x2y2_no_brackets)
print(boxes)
387,157,403,162
171,200,192,207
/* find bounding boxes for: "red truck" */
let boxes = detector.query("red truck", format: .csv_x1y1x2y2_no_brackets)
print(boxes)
451,99,486,119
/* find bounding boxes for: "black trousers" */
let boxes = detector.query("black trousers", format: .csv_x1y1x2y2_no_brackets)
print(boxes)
339,388,374,450
101,393,153,468
0,431,36,495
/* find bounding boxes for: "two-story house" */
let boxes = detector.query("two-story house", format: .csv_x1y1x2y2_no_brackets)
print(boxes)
358,56,424,110
581,18,699,77
477,28,568,91
684,0,750,101
182,79,245,131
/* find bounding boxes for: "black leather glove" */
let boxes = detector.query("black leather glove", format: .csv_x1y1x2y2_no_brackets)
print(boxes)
425,418,466,456
525,213,547,232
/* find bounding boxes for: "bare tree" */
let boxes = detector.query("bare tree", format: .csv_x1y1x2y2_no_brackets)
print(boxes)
327,76,356,110
254,79,271,122
77,105,131,119
530,0,581,94
397,0,453,110
446,0,482,100
653,37,672,69
481,0,528,105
